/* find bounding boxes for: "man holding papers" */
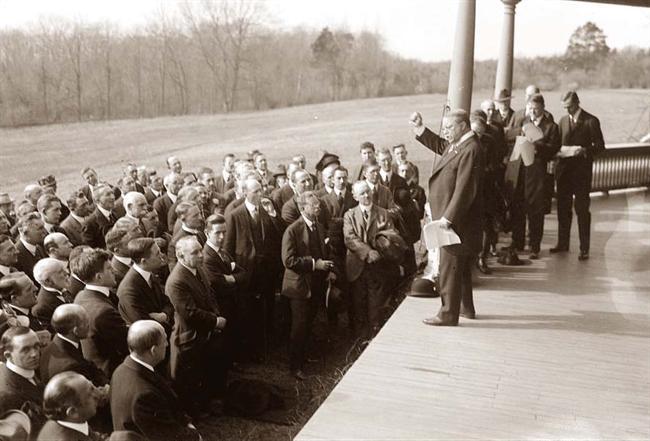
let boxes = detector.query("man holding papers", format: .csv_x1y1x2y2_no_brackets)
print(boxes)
410,109,484,326
509,94,560,259
553,91,605,260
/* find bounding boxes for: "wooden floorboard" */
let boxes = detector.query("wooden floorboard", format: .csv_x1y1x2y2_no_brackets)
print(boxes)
295,190,650,441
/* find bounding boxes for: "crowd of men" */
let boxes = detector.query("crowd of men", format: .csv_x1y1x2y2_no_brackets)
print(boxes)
0,85,604,440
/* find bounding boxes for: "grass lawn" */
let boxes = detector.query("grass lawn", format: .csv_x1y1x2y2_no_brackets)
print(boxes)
1,89,648,198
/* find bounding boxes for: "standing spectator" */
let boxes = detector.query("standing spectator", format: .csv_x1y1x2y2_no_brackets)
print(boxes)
363,162,394,209
81,185,118,249
351,142,376,181
153,174,183,235
553,91,605,261
166,156,183,175
15,213,48,284
392,144,420,185
215,154,236,195
61,191,93,247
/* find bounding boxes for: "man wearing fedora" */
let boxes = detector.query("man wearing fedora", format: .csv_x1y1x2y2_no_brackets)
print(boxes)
552,91,605,260
0,193,16,231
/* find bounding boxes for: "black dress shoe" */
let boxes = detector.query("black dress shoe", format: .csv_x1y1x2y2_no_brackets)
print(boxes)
460,311,476,319
422,317,457,326
549,245,569,253
578,251,589,261
477,258,492,274
529,251,540,260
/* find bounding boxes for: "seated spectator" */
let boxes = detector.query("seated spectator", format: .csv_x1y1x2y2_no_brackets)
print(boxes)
37,194,65,235
73,249,128,376
82,185,119,249
117,238,173,335
111,320,201,440
67,246,92,299
39,304,108,387
44,232,73,263
38,371,103,441
15,213,48,284
32,258,72,329
0,327,45,431
105,226,141,288
0,234,19,279
167,202,206,271
61,190,93,247
24,185,43,208
0,272,45,333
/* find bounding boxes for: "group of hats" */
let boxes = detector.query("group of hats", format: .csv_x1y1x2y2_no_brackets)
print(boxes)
493,88,580,104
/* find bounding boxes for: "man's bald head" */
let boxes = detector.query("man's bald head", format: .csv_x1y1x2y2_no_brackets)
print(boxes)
51,304,89,337
123,192,148,219
127,320,166,358
43,371,98,422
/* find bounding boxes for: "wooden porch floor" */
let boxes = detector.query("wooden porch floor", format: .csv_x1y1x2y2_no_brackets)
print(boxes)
295,190,650,440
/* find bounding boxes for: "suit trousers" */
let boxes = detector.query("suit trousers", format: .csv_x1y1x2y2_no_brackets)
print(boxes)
556,160,592,252
511,173,546,252
288,281,324,372
350,265,387,340
437,247,475,325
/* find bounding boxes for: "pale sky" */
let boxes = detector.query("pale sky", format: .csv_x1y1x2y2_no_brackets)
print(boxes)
1,0,649,62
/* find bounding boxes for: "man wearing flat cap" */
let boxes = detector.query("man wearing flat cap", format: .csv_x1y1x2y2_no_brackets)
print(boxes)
552,91,604,261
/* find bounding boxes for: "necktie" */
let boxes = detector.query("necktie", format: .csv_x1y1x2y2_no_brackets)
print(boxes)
337,192,344,204
251,207,258,223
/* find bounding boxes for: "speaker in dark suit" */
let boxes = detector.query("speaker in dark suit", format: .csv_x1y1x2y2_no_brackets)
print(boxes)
166,236,228,413
412,109,484,326
281,192,334,377
343,182,396,339
111,321,200,440
73,249,128,377
224,180,284,361
118,238,174,335
553,92,605,259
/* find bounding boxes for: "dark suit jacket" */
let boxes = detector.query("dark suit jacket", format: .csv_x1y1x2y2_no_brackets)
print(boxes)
68,275,85,299
281,217,329,299
33,287,71,330
74,288,129,376
321,189,357,219
370,182,394,209
16,240,46,284
117,267,174,334
223,197,244,219
111,256,132,288
153,194,174,234
557,109,605,179
202,244,246,295
214,175,235,195
281,197,331,229
166,263,222,378
343,204,394,282
8,304,46,332
82,208,116,248
224,203,284,290
144,187,163,205
0,363,43,416
37,420,101,441
380,172,408,198
40,334,108,386
60,214,84,246
113,197,127,219
392,161,420,185
416,128,485,255
110,356,199,441
270,185,294,212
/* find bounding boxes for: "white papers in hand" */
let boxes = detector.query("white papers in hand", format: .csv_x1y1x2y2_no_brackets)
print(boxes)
423,221,461,249
557,145,582,158
522,122,544,142
511,136,536,166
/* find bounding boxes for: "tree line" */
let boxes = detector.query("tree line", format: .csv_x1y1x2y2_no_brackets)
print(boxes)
0,2,648,128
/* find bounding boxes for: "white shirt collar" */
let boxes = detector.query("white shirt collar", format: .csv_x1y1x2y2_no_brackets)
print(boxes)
5,360,36,382
84,284,111,297
20,238,37,255
0,264,11,276
56,421,89,436
70,213,85,224
130,354,155,372
365,181,375,191
179,261,197,276
335,188,346,198
302,215,315,230
325,186,333,194
150,188,161,197
114,255,133,267
360,204,373,214
56,333,80,349
43,220,56,233
379,169,391,181
96,205,112,220
9,304,30,315
222,171,232,182
206,240,221,255
244,199,257,216
132,263,152,284
72,273,84,284
168,192,178,203
181,224,200,235
571,108,582,124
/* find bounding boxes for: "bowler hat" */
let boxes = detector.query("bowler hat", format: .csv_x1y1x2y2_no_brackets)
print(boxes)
0,410,30,441
0,193,14,205
408,278,439,298
315,152,340,172
494,89,513,103
272,164,287,178
561,90,580,104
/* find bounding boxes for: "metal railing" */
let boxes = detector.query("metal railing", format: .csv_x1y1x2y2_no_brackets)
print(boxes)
592,143,650,192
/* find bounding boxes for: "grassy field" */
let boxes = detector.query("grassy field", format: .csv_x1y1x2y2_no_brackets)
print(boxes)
1,89,649,198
